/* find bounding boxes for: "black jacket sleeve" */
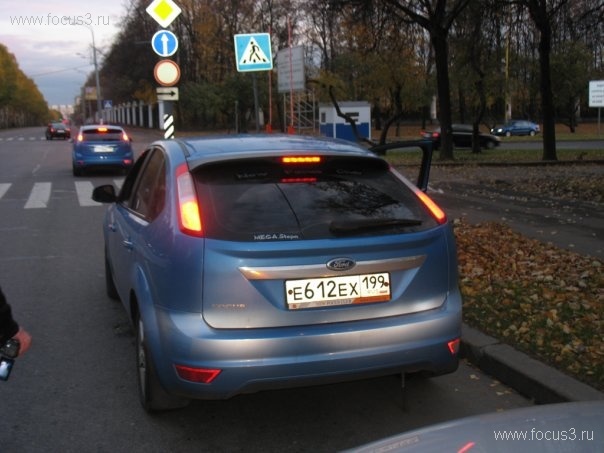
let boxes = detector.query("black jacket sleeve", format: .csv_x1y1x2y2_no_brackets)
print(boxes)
0,287,19,345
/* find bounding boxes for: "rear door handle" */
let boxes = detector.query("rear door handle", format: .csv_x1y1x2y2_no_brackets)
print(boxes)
122,239,134,250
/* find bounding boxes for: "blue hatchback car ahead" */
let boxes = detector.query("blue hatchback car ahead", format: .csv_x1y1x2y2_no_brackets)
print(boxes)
490,120,540,137
72,125,134,176
92,134,462,411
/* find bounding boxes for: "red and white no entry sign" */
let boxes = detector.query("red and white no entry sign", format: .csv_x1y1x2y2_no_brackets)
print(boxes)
154,60,181,87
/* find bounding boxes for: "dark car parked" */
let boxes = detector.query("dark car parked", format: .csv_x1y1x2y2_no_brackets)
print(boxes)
45,121,71,140
421,124,500,150
491,120,540,137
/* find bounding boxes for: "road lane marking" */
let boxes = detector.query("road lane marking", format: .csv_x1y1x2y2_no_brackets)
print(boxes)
0,183,10,200
75,181,102,207
1,180,126,209
24,182,51,209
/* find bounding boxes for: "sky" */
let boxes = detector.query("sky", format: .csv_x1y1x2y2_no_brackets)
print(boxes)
0,0,130,107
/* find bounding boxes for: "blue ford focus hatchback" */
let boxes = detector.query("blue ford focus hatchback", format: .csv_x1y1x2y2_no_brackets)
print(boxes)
72,125,134,176
93,134,462,411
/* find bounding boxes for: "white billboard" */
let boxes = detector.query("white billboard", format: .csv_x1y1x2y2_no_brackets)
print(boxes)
589,80,604,107
277,46,305,93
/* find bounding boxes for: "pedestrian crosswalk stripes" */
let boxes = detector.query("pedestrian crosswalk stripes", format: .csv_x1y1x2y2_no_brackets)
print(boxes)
0,183,10,199
0,136,47,141
24,182,52,209
0,180,124,209
74,181,102,207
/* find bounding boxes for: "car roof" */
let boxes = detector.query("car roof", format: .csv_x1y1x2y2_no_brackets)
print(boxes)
169,134,378,168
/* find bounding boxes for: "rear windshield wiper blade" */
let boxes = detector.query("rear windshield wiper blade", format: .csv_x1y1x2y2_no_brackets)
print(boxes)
329,218,422,235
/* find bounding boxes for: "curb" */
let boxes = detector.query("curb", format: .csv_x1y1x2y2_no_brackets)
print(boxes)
460,323,604,404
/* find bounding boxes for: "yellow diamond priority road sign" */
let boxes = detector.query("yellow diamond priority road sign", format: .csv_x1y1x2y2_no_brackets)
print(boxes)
146,0,182,28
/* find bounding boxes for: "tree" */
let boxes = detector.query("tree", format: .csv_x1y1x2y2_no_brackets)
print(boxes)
0,44,48,128
381,0,471,160
451,0,501,153
515,0,570,161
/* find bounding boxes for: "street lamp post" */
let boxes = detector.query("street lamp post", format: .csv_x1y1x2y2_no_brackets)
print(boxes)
83,25,102,122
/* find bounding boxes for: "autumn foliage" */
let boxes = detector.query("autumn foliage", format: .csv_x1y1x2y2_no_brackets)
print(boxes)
0,44,48,128
455,220,603,391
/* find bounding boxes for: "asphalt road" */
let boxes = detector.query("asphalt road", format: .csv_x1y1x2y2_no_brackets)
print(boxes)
0,127,535,453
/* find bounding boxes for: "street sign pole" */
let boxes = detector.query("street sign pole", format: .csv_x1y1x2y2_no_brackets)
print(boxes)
253,73,260,132
234,33,273,133
163,101,175,139
147,0,182,137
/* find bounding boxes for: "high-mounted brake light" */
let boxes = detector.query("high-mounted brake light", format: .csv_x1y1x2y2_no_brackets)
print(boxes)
281,156,322,164
280,177,317,183
97,127,108,132
176,164,203,236
416,189,447,224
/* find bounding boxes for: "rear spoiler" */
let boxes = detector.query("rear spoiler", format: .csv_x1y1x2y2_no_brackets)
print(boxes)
369,139,434,192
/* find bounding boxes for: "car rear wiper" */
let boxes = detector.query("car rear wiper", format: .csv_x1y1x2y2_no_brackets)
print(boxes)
329,218,422,235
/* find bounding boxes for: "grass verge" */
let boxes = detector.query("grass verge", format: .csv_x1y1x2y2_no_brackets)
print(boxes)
454,220,603,392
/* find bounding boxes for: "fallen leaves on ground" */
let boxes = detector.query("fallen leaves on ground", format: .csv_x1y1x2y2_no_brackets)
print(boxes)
455,220,603,391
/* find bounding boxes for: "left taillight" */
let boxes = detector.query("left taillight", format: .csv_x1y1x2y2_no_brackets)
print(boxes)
176,164,203,236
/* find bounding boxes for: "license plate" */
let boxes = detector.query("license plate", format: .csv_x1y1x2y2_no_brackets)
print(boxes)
93,145,115,153
285,273,390,310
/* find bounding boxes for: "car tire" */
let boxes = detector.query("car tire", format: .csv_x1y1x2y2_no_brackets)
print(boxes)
505,131,511,137
105,249,119,300
485,140,495,150
136,314,190,412
529,130,536,136
72,165,83,177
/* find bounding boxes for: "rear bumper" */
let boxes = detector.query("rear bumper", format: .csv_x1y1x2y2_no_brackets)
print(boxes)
73,154,133,170
146,290,462,400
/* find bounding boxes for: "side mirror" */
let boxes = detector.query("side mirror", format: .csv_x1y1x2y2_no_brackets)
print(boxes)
92,184,117,203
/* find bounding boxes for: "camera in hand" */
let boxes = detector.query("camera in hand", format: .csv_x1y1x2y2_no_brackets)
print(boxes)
0,338,20,381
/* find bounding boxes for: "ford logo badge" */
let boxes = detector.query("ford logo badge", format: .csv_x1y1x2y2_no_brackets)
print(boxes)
326,258,356,272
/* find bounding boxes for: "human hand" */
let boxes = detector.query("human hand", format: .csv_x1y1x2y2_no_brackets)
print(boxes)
13,327,31,356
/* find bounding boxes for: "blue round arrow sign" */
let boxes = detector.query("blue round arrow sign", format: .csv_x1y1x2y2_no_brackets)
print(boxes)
151,30,178,57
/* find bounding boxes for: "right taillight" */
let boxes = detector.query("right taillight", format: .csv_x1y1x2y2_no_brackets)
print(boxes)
176,164,203,236
415,189,447,224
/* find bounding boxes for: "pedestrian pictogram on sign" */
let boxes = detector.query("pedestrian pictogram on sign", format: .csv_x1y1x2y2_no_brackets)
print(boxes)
234,33,273,72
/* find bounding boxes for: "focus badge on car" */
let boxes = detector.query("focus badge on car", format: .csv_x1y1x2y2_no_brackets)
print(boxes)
326,258,356,272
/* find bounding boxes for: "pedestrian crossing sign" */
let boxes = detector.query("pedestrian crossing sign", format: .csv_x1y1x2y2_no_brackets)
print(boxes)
234,33,273,72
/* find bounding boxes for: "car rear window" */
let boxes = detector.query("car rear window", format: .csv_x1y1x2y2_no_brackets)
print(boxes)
193,156,438,241
81,128,124,141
